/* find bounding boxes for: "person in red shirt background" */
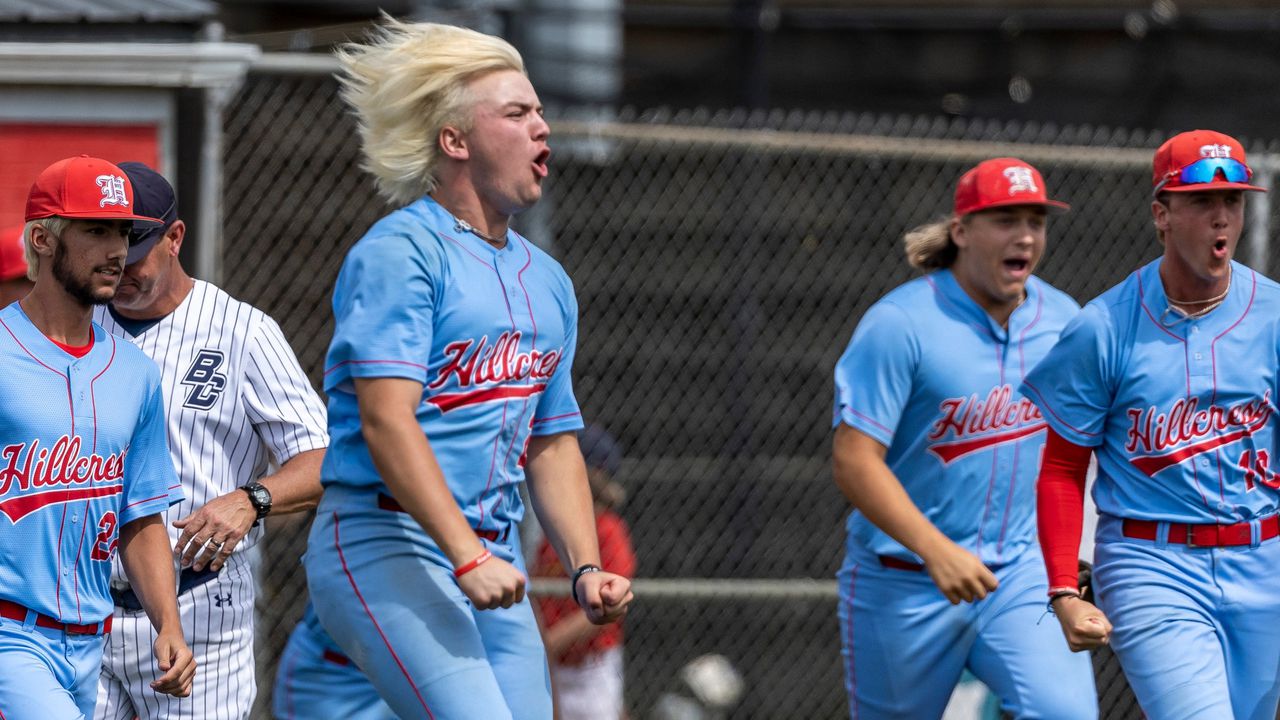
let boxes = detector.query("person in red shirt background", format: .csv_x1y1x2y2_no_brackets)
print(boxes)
0,224,32,307
533,425,637,720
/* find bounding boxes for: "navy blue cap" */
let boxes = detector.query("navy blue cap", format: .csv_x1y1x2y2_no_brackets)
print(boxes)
117,162,178,265
579,425,622,476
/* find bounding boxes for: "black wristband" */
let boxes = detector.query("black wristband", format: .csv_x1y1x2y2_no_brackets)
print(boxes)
570,564,602,605
1047,589,1081,613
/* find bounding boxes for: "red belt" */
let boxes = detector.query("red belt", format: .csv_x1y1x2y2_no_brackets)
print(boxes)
878,555,925,572
0,599,110,635
1122,515,1280,547
322,648,352,666
376,492,504,542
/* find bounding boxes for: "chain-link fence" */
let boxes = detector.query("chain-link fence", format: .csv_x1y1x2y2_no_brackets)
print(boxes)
224,71,1280,719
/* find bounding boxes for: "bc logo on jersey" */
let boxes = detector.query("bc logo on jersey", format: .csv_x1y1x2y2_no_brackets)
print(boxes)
182,350,228,410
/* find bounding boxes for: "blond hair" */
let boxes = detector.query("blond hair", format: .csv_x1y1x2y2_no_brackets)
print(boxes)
337,18,526,205
903,216,960,270
22,216,71,281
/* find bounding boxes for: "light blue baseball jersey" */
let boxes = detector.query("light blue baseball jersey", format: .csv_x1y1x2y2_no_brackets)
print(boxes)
0,302,179,625
1022,259,1280,524
833,269,1080,565
321,196,584,529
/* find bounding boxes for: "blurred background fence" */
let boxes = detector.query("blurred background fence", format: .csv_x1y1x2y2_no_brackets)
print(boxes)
223,68,1280,719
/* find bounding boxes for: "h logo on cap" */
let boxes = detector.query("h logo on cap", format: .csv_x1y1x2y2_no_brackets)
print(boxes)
96,175,129,208
1002,166,1039,195
1200,144,1233,159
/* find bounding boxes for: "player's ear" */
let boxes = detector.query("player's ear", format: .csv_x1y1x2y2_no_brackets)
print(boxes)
165,220,186,256
28,223,56,258
1151,199,1170,236
949,215,968,249
439,125,469,161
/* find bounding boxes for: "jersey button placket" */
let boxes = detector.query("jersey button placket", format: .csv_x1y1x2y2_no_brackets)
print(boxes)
1188,321,1213,379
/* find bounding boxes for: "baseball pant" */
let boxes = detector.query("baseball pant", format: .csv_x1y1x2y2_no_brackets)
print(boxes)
550,646,624,720
305,487,552,720
0,615,105,720
95,553,255,720
272,604,395,720
1094,514,1280,720
838,544,1096,720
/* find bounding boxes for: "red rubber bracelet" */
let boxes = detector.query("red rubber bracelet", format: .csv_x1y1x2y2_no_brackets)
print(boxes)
453,550,493,579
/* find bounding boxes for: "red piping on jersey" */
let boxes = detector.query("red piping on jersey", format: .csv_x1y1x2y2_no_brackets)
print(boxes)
924,275,994,340
88,336,117,453
55,505,67,617
996,438,1023,558
1208,272,1255,507
72,498,91,622
121,492,167,512
1135,269,1192,397
426,384,546,413
477,247,522,527
999,292,1045,556
497,238,539,494
441,231,496,267
323,359,427,377
1136,265,1210,505
0,316,75,435
479,403,508,528
333,512,437,719
0,317,68,376
842,408,893,437
1209,268,1257,406
974,343,1005,557
974,436,1001,557
1020,381,1100,439
844,563,859,720
1016,289,1044,380
515,236,538,349
533,411,581,425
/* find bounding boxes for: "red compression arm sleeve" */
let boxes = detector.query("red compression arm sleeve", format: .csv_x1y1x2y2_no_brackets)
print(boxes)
1037,428,1092,593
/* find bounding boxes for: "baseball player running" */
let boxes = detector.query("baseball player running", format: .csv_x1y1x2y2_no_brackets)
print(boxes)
1026,129,1280,720
91,162,328,720
0,155,193,718
303,19,633,719
832,158,1096,719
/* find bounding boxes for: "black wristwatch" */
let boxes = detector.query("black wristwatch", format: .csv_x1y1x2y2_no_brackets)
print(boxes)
240,481,272,520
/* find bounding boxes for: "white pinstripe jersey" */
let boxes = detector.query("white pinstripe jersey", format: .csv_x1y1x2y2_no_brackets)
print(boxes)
93,280,328,583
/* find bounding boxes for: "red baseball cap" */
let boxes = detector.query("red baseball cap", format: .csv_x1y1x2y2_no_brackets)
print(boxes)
24,155,165,225
1152,130,1266,194
954,158,1070,217
0,225,25,282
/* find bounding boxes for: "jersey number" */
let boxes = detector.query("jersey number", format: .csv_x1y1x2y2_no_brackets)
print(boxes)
182,350,228,410
1238,450,1280,491
90,511,118,562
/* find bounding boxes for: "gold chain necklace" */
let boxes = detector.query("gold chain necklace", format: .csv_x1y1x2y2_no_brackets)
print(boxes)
1161,268,1231,326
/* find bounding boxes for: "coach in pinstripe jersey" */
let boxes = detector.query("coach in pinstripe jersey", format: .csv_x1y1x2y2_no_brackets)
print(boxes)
91,162,329,720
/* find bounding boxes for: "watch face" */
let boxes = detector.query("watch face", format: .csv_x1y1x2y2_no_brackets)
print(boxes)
245,484,271,516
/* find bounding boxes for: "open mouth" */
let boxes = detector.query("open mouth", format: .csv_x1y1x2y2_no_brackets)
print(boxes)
1213,239,1229,256
532,148,550,179
95,265,122,278
1003,258,1031,274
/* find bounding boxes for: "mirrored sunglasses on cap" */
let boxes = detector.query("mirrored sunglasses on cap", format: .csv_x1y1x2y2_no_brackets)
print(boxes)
1154,156,1253,193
